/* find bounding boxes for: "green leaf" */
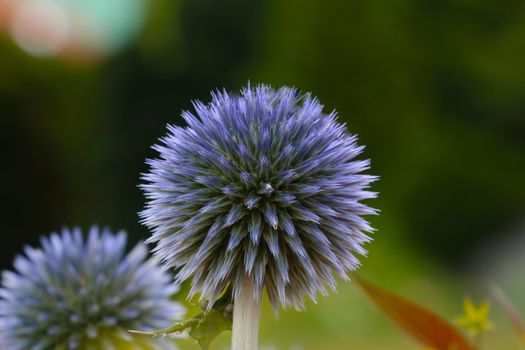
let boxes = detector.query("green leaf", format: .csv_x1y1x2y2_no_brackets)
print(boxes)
129,290,233,350
354,275,476,350
189,307,232,350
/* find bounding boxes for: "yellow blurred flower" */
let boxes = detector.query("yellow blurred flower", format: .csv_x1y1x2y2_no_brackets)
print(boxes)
455,298,492,335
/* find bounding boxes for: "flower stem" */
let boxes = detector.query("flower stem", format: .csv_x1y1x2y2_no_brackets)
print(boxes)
232,277,262,350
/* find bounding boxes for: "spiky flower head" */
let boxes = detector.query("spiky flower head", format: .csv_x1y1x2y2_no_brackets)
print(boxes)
0,227,184,350
142,84,377,310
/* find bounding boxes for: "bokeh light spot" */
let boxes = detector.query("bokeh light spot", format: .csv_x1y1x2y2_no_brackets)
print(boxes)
10,0,69,57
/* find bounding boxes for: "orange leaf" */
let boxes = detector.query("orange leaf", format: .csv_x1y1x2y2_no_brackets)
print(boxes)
354,275,475,350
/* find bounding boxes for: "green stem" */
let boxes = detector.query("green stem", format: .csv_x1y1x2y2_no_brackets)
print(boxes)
129,318,200,336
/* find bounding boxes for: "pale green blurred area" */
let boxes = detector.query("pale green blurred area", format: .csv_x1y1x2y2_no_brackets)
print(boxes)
177,228,525,349
1,0,525,349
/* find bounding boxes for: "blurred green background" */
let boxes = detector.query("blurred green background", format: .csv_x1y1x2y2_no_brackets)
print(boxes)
1,0,525,349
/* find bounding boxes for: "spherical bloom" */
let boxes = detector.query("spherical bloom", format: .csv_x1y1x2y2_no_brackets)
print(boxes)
0,227,184,350
141,84,378,310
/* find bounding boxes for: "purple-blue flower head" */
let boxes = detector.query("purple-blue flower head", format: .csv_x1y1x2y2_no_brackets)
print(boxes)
0,227,184,350
141,84,378,310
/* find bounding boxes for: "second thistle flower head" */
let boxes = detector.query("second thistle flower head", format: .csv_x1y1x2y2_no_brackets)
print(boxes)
0,227,184,350
142,84,378,310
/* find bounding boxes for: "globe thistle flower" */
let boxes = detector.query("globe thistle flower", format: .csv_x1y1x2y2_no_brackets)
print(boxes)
0,227,184,350
142,84,378,310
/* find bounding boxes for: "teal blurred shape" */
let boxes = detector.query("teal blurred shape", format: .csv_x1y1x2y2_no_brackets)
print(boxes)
63,0,149,55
